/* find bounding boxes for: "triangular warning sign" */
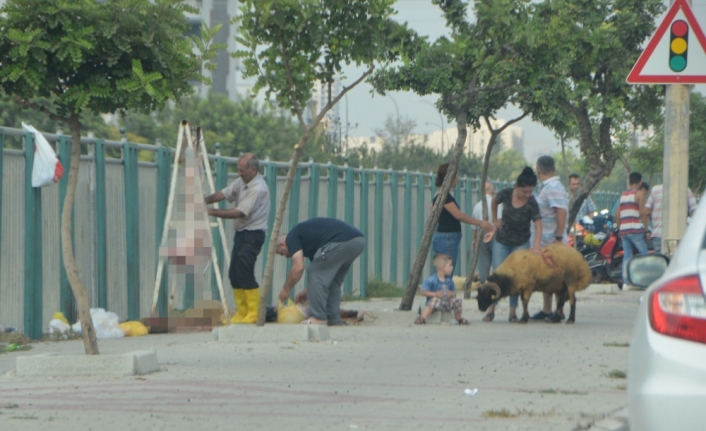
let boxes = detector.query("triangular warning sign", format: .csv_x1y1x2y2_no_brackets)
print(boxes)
627,0,706,84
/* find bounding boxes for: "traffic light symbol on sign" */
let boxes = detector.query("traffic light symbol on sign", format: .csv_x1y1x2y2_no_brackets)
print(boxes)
670,20,689,72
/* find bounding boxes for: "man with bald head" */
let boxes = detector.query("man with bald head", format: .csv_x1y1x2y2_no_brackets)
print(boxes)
471,182,502,283
206,153,270,324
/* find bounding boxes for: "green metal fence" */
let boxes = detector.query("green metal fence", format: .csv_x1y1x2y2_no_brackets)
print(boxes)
0,126,621,338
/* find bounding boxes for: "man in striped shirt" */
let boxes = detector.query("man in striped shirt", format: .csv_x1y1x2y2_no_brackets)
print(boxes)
614,172,649,264
644,183,697,254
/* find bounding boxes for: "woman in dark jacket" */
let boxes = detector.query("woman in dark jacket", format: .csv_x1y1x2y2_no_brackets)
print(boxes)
432,163,494,274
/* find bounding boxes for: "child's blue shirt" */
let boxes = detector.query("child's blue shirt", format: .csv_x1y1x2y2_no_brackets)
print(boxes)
421,273,455,305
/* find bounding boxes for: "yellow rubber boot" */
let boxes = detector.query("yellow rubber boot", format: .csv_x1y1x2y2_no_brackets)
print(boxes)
230,289,248,324
241,288,260,323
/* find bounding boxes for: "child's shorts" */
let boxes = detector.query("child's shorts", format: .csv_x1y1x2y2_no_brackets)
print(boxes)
426,297,462,312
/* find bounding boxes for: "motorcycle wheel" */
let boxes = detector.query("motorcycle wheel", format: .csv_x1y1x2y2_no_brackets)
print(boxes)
591,266,606,284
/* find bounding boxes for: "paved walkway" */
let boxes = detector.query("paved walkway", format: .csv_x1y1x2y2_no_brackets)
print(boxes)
0,289,640,430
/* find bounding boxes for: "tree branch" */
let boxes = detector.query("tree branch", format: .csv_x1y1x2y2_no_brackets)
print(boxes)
14,97,66,123
281,40,306,130
309,64,375,132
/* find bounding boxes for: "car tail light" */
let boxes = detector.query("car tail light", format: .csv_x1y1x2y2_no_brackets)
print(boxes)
649,275,706,344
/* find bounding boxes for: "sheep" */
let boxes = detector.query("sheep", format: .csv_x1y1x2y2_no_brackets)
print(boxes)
476,243,591,323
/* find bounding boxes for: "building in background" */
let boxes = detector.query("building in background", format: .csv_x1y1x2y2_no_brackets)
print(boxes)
185,0,248,101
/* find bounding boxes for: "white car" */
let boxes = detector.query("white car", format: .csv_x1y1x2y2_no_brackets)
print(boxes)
624,199,706,431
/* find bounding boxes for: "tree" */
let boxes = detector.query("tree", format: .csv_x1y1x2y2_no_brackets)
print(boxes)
519,0,665,227
120,93,330,161
374,114,419,151
0,0,223,354
632,91,706,194
0,96,120,148
489,149,529,183
371,0,529,309
233,0,416,325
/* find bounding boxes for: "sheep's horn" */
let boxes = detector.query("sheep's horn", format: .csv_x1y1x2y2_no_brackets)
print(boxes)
490,284,501,300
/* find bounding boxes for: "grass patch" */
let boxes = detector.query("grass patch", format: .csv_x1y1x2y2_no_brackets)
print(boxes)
520,389,587,395
366,279,405,298
604,370,627,379
483,408,513,418
482,408,558,419
538,388,587,395
3,404,19,409
11,414,38,420
616,384,627,391
341,291,370,302
603,342,630,347
42,330,82,342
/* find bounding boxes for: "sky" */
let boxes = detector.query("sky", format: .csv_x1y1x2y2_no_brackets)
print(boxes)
336,0,706,161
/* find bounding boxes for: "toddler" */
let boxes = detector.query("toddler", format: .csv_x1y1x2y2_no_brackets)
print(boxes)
414,254,468,324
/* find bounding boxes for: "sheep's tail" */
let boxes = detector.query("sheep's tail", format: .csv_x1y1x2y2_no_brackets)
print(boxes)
575,258,592,291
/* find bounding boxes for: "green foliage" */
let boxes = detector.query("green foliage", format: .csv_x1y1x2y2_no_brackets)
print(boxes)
489,149,528,182
518,0,666,223
121,93,311,159
631,91,706,194
0,96,119,148
234,0,414,119
0,0,224,120
371,0,527,123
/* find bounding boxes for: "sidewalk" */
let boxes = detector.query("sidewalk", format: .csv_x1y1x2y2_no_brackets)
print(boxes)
0,289,640,430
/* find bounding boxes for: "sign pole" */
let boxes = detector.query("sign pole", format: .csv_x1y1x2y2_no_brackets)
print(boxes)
626,0,702,256
662,0,691,257
661,80,690,257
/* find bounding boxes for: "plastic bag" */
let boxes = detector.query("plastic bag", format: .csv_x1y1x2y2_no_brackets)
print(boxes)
49,319,71,334
118,321,149,337
71,308,124,339
22,122,64,187
277,299,309,324
52,311,69,325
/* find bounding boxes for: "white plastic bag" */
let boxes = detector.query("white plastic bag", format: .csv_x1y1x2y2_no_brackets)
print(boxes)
49,319,71,334
71,308,125,339
22,122,64,187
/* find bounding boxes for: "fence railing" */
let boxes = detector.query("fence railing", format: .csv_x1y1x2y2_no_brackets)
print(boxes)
0,126,620,338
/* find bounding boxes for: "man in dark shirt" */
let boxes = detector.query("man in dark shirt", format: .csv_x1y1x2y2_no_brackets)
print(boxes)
276,217,366,325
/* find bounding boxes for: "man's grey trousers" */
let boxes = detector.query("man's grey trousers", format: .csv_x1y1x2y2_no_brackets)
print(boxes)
307,237,366,323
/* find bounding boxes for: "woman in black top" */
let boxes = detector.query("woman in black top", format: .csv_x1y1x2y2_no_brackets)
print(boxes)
432,163,494,275
482,167,542,322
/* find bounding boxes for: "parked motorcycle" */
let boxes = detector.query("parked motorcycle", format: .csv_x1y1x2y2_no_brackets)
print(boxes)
587,227,625,289
570,209,614,256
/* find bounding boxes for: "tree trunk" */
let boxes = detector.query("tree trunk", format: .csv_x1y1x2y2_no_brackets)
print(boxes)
256,130,311,325
566,107,618,228
560,134,569,183
462,131,499,297
400,111,467,310
461,112,528,296
64,115,99,354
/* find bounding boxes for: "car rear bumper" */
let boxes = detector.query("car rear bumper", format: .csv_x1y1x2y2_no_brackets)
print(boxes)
628,300,706,431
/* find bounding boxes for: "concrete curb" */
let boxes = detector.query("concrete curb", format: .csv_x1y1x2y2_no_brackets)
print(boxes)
213,324,331,342
584,283,621,294
15,350,160,377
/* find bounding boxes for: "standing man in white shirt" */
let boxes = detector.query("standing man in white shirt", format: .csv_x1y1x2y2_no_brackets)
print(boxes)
206,153,271,324
471,182,502,283
530,156,569,322
644,181,697,254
